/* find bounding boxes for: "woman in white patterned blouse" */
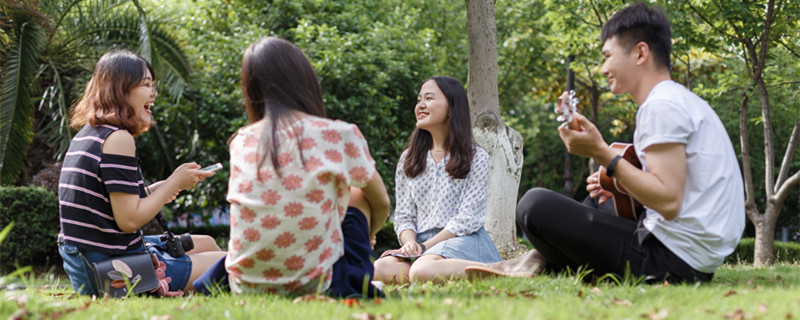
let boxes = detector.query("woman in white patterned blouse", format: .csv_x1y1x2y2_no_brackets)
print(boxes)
373,76,501,284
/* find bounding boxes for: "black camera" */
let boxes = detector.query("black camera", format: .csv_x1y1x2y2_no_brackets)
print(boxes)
161,232,194,257
154,212,194,257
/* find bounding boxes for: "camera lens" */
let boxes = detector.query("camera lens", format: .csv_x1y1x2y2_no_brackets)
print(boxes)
179,233,195,252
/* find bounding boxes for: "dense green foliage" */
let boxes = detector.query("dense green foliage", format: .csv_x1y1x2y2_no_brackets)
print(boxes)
2,0,798,237
133,0,466,217
0,186,59,273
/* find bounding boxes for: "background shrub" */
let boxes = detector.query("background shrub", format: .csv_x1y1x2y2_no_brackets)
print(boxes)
725,238,800,264
0,186,60,273
373,222,400,258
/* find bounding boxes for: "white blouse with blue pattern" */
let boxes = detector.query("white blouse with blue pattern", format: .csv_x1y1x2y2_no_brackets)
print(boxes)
393,146,490,238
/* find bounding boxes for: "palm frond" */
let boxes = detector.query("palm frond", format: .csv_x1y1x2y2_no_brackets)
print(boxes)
147,23,191,98
0,16,45,184
53,3,191,98
36,60,72,160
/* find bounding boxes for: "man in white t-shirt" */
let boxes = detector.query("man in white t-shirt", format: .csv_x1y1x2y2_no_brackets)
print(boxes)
466,3,744,282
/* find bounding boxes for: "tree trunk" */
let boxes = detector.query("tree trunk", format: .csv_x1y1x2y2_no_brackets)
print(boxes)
751,203,778,266
688,0,800,267
465,0,524,256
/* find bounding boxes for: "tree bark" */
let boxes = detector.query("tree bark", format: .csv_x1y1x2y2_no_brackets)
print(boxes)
752,203,778,266
465,0,524,256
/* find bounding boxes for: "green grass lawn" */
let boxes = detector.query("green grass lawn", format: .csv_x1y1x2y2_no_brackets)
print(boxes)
2,263,799,319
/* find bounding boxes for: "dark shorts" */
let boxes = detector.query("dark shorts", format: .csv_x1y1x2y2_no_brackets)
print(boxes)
328,207,383,298
59,235,192,295
193,207,384,298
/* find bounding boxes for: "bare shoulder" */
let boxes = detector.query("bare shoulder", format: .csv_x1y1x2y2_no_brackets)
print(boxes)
102,130,136,157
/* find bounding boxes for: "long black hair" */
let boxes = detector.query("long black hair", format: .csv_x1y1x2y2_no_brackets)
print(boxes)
240,37,326,177
403,76,475,179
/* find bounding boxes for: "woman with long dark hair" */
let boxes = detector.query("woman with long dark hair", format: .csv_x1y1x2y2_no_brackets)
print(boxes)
58,49,226,296
224,37,390,296
372,76,501,284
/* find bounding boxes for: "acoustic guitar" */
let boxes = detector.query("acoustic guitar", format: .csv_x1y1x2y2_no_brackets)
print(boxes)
598,143,644,221
555,92,644,221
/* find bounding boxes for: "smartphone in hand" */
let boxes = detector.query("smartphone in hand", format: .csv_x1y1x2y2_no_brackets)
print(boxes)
200,162,223,172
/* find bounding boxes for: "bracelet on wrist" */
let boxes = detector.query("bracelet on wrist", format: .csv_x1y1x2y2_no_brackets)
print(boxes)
606,155,623,177
419,243,427,253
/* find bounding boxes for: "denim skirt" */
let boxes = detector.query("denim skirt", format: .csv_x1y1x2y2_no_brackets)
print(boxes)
417,227,502,263
58,235,192,295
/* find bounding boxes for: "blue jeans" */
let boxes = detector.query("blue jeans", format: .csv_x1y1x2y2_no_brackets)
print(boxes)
59,235,192,295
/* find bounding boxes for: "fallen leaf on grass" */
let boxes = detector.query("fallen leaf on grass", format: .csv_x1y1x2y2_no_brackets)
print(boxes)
724,290,737,297
16,294,28,307
518,289,537,299
577,290,584,298
342,298,361,307
641,308,669,320
352,312,393,320
757,303,768,313
9,308,27,320
292,294,337,304
443,298,454,305
177,303,202,311
13,300,93,320
591,287,602,295
724,308,747,320
613,298,632,306
475,288,536,298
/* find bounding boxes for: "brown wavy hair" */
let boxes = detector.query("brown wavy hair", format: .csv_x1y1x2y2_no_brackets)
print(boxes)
403,76,475,179
240,37,326,177
70,49,155,137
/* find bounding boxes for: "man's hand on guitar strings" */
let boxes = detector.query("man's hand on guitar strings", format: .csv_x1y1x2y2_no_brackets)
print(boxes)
586,171,613,204
557,112,608,159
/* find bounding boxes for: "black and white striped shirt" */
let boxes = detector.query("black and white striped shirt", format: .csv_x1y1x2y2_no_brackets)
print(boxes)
58,124,145,254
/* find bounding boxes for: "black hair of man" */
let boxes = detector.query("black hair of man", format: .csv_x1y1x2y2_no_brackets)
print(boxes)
601,2,672,71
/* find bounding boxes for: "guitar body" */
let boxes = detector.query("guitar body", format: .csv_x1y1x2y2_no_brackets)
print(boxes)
599,143,644,221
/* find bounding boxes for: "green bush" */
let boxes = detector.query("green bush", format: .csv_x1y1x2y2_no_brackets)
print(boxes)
373,222,400,258
725,238,800,264
0,186,60,273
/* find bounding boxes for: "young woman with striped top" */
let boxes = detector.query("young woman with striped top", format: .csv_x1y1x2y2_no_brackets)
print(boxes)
57,49,226,295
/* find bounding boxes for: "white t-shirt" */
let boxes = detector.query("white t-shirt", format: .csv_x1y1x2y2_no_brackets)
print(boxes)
634,80,745,273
